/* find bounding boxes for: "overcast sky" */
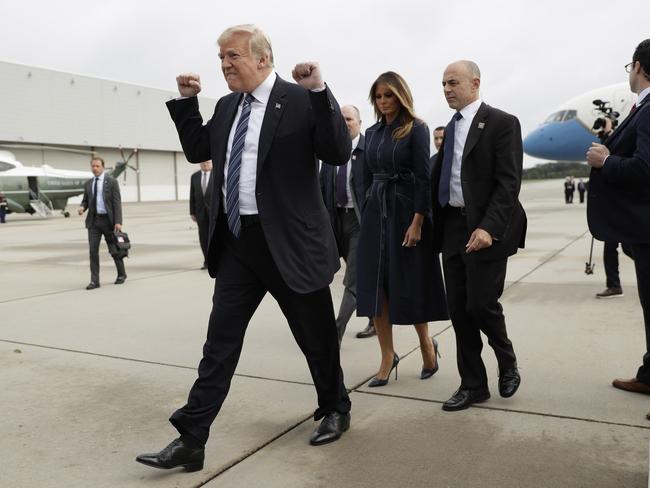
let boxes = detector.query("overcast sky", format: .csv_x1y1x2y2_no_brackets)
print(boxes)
0,0,647,166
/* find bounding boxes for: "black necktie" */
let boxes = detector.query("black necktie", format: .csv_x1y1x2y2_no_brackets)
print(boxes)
336,163,348,207
92,177,99,213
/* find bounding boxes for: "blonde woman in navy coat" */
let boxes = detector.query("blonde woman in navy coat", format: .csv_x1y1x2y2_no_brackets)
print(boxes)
357,71,448,386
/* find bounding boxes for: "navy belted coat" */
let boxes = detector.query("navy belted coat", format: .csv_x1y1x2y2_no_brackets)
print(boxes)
356,119,448,324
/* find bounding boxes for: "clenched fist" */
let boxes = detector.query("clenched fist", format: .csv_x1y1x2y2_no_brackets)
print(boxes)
291,62,325,91
176,73,202,97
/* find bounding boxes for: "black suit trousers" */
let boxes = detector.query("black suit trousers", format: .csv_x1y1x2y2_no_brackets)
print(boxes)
441,207,517,390
196,214,210,264
631,244,650,384
88,215,125,283
170,216,351,444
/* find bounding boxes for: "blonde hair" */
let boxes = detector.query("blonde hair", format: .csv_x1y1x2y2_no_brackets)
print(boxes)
218,24,274,67
369,71,418,140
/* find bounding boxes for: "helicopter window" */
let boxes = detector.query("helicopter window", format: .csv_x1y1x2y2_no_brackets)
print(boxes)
0,161,15,172
562,110,577,122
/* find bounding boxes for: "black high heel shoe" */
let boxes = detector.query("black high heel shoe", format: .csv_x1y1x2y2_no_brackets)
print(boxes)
368,353,400,387
420,338,441,380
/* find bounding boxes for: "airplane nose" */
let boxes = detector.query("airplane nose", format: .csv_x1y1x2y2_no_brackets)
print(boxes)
522,128,550,159
523,120,599,161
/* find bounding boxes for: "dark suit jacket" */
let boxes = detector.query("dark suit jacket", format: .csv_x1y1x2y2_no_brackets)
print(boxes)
319,134,370,231
166,76,351,293
189,170,211,220
80,174,122,228
588,99,650,243
431,103,527,260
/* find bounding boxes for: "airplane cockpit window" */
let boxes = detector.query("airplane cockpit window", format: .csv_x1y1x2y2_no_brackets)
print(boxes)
544,110,576,123
562,110,577,121
545,111,565,123
0,161,15,172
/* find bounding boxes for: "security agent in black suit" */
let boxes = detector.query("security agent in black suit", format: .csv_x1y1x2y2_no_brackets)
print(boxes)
432,125,445,159
320,105,374,343
78,156,126,290
432,61,526,411
587,39,650,401
189,160,212,269
136,25,352,473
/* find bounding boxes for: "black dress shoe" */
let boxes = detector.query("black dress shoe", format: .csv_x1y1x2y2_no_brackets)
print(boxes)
114,275,127,285
86,282,100,290
309,412,350,446
442,388,490,411
356,321,376,338
499,367,521,398
136,438,204,472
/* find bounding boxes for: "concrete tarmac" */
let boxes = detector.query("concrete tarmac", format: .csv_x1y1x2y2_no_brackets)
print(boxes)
1,179,648,487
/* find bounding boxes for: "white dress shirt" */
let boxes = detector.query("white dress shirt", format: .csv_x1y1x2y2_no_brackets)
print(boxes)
338,134,360,208
93,172,107,214
449,98,483,207
222,71,277,215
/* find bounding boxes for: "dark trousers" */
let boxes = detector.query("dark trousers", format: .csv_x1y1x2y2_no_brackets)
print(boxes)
579,190,585,203
196,214,209,265
441,207,517,390
630,244,650,384
88,215,125,283
170,216,351,445
334,208,360,341
604,241,633,289
0,206,6,223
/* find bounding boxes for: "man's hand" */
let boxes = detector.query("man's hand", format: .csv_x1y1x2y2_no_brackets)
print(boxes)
465,228,493,253
291,62,325,91
176,73,202,97
114,224,122,232
190,214,197,222
77,206,85,216
586,142,610,168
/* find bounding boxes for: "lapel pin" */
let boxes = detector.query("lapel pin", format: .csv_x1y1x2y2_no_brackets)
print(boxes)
275,103,282,109
478,122,485,129
352,155,356,160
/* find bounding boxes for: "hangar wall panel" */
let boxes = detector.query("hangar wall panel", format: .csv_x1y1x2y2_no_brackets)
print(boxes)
138,150,176,201
0,61,217,151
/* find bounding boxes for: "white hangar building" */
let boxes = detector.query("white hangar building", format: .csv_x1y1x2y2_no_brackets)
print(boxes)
0,60,218,202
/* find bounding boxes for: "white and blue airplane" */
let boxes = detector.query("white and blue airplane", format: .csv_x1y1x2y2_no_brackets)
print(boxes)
523,83,636,161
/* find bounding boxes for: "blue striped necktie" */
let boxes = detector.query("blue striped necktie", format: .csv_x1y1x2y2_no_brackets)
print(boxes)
437,111,463,207
226,93,255,238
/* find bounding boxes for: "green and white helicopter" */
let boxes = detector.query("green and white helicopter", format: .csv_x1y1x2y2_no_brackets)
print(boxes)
0,146,137,218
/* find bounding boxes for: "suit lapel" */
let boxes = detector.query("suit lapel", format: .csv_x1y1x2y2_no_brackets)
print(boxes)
605,101,645,147
462,102,488,163
257,77,288,177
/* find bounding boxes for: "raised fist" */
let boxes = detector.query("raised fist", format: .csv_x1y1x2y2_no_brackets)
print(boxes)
176,73,202,97
291,62,325,91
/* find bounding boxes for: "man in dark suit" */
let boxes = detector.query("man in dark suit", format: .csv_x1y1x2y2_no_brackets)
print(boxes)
432,125,445,156
587,39,650,404
320,105,374,343
432,60,526,411
136,24,352,472
77,156,126,290
189,160,212,269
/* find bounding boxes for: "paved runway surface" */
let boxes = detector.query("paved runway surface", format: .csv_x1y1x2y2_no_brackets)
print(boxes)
1,179,648,487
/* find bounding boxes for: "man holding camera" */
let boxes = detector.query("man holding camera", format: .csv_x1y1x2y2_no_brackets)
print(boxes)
587,39,650,409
